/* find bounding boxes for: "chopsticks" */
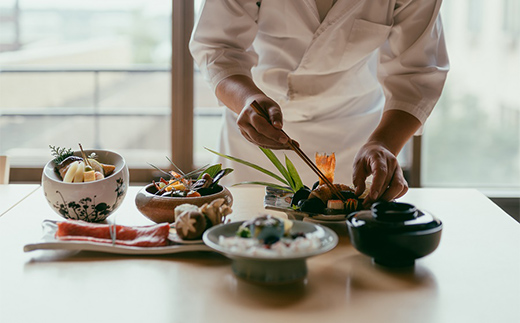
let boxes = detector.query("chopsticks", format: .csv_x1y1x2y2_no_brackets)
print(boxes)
249,100,345,201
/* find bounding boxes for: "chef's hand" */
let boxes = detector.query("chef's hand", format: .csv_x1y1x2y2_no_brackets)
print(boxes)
237,95,290,149
352,141,408,206
215,75,291,149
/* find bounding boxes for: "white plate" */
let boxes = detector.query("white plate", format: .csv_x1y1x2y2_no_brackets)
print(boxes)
24,220,210,255
168,227,204,245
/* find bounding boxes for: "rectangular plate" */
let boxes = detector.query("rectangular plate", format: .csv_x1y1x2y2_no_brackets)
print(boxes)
263,186,308,220
24,220,211,255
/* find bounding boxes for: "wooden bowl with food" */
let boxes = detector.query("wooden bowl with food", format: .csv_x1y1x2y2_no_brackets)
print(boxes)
135,163,233,224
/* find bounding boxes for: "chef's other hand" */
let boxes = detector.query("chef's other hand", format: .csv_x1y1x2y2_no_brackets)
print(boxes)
237,95,289,149
352,141,408,206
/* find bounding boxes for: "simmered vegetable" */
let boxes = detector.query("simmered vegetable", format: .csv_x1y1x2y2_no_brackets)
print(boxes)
51,144,116,183
149,160,233,198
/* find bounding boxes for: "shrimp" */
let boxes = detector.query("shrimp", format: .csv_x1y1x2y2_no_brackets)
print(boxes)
315,152,336,186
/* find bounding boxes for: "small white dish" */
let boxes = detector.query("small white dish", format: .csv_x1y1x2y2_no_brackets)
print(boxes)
168,227,204,245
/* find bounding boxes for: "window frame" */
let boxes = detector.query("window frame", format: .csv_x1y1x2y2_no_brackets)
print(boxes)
171,0,194,172
8,0,194,184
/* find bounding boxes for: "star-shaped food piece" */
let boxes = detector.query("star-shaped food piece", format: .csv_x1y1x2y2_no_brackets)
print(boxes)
175,210,206,240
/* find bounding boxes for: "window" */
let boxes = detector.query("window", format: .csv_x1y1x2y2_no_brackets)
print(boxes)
421,1,520,191
503,0,520,48
467,0,483,36
0,0,173,181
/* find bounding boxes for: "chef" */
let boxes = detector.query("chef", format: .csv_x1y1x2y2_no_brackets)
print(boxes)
190,0,449,205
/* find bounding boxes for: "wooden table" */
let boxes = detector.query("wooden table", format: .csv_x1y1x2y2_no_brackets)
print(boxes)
0,186,518,323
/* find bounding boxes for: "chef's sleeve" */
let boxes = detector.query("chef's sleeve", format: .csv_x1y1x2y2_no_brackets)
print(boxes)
378,0,450,127
190,0,260,92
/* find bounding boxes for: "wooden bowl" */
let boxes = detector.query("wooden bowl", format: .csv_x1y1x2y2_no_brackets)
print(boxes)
135,183,233,224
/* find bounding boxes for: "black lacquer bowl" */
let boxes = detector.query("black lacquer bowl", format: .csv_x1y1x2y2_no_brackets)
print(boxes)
346,201,442,267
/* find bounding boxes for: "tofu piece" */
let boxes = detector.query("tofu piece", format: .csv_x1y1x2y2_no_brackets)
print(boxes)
83,170,96,182
327,199,344,210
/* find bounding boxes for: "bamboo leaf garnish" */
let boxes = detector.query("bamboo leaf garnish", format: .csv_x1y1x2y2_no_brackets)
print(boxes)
231,181,294,192
285,163,296,191
285,155,304,191
205,147,290,187
259,147,293,189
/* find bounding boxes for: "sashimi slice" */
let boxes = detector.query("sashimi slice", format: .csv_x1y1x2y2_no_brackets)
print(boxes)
55,220,170,247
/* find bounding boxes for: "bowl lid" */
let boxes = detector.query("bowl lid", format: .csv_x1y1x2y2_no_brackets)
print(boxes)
347,201,442,233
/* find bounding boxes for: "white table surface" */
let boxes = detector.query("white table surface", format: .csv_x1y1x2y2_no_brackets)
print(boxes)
0,184,40,216
0,185,519,323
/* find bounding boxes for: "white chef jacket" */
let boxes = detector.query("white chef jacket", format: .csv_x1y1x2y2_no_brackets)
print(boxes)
190,0,449,186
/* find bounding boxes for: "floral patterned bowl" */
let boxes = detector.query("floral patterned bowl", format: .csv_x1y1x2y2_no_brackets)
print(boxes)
42,149,129,222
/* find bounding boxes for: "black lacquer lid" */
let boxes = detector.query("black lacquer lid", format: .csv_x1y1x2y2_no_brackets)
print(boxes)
347,201,442,233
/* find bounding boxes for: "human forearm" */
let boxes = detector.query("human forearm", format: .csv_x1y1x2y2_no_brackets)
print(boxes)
215,75,288,148
365,109,422,155
215,75,266,114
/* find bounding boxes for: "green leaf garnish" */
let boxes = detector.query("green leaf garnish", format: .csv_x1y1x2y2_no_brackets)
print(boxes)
236,226,251,238
199,164,222,179
205,147,290,187
231,181,294,192
49,145,73,164
259,147,294,188
285,155,304,191
205,146,306,193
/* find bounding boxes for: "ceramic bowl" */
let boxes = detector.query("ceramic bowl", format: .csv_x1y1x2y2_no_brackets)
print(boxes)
203,220,338,284
42,149,129,222
135,183,233,224
346,201,442,267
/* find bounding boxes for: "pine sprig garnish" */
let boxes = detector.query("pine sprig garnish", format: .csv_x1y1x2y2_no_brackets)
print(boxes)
49,145,73,164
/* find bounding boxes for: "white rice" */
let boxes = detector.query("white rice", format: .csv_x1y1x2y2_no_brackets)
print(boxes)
218,232,321,257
